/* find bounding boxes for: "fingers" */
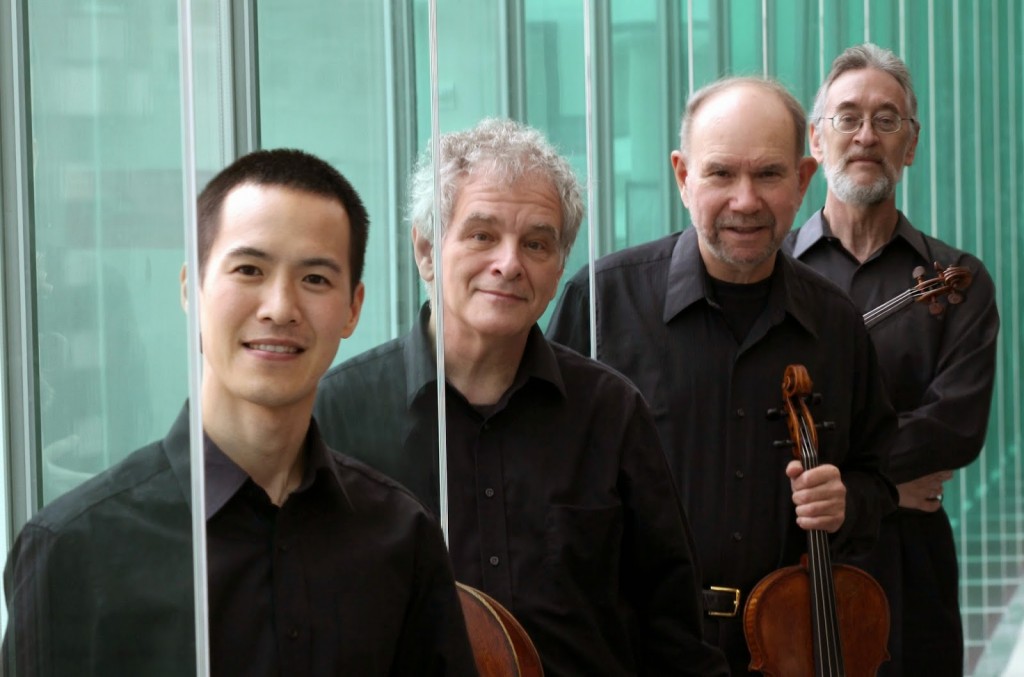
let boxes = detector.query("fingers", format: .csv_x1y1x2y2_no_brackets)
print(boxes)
897,474,950,512
790,463,846,533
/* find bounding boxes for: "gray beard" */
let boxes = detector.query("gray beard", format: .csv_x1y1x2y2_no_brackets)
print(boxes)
822,161,895,206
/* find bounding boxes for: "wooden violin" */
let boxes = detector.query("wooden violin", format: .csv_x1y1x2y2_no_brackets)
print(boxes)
863,262,972,329
743,365,890,676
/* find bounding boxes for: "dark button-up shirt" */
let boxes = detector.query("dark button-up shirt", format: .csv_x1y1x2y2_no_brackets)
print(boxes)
547,227,898,673
3,405,476,677
785,210,999,482
314,304,729,677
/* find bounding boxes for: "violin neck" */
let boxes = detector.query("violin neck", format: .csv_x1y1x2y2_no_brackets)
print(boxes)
807,529,846,676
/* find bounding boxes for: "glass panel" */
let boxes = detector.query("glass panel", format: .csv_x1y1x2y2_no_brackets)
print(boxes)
27,1,189,502
1,0,205,673
258,0,404,354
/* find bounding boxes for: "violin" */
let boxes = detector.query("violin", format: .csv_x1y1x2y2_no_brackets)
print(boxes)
743,365,890,676
863,262,972,329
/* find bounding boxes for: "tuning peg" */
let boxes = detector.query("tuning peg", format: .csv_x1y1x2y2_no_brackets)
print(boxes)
766,408,783,421
809,393,823,405
817,421,836,431
773,439,794,449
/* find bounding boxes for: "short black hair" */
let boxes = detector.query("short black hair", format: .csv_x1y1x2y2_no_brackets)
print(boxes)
196,149,369,292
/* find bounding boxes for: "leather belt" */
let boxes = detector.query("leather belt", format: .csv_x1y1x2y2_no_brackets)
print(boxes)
702,586,741,618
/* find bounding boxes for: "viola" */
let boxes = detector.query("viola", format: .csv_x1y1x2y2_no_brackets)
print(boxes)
743,365,890,676
863,262,972,329
457,583,544,676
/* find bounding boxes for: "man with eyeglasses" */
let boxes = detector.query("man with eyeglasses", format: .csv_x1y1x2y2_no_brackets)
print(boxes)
785,43,999,676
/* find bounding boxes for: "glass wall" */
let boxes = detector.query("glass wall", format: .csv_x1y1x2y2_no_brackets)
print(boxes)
2,1,1022,674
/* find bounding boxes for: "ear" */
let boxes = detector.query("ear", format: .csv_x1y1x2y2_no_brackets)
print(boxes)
340,282,365,339
670,150,691,208
903,122,920,167
796,156,818,198
412,225,434,283
808,121,826,164
179,264,189,312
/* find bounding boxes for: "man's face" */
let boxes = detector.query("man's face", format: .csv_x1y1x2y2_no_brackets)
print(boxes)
671,85,817,283
188,183,363,414
811,68,918,206
414,171,564,346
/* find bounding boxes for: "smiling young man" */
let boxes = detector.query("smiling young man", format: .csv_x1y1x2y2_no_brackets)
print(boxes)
785,44,999,676
314,118,728,676
547,78,898,674
3,149,476,676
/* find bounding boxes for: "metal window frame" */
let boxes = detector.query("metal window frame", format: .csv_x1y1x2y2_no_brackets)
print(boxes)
1,0,41,536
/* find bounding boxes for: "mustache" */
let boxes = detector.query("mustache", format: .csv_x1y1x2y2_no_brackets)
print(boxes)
843,152,886,165
714,214,777,230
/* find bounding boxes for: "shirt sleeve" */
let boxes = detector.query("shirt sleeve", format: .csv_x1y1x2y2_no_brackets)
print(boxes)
832,321,900,556
546,270,593,355
887,260,1000,483
618,393,730,676
389,512,479,677
3,523,56,677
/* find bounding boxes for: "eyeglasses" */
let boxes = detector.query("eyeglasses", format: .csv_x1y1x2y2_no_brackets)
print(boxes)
823,113,913,134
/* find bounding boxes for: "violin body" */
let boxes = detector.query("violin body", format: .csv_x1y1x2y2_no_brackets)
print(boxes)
744,558,890,676
743,365,890,676
457,583,544,676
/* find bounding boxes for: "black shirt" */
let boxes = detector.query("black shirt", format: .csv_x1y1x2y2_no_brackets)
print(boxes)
785,210,999,482
314,304,730,677
547,227,898,673
3,405,477,677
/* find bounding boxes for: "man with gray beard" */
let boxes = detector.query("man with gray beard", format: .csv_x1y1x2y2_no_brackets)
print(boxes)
549,76,898,674
785,43,999,676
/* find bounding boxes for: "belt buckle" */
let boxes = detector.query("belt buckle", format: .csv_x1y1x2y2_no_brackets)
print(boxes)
708,586,741,618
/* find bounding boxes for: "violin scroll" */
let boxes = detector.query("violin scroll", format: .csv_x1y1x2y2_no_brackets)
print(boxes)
912,262,973,315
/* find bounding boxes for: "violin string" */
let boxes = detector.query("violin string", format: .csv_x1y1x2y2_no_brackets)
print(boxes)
800,413,844,674
863,289,916,325
863,281,946,326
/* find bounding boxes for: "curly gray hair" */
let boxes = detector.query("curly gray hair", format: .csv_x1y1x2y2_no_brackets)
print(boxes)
407,117,584,264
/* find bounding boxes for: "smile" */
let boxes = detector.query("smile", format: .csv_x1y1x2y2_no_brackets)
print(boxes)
246,343,302,354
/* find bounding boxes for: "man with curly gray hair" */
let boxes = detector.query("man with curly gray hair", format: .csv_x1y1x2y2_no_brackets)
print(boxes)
316,118,727,676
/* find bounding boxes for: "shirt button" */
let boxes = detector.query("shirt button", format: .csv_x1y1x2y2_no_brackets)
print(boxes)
288,628,300,640
732,532,743,541
484,487,495,498
489,555,500,567
736,408,745,417
735,470,744,479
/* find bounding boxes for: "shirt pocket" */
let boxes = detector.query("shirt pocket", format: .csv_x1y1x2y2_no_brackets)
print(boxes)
543,504,623,608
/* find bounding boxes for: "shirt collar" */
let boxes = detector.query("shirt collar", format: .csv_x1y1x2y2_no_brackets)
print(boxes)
662,226,818,338
889,212,931,262
158,403,348,520
404,302,567,406
789,209,828,259
664,228,710,322
792,208,929,264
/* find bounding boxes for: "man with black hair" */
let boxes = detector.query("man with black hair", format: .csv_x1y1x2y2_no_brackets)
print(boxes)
3,149,476,676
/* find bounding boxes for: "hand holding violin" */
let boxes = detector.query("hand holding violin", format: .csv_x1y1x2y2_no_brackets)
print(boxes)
786,461,847,532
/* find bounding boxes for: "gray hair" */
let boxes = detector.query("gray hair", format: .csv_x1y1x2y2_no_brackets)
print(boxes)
810,43,919,131
678,76,808,159
407,117,584,262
